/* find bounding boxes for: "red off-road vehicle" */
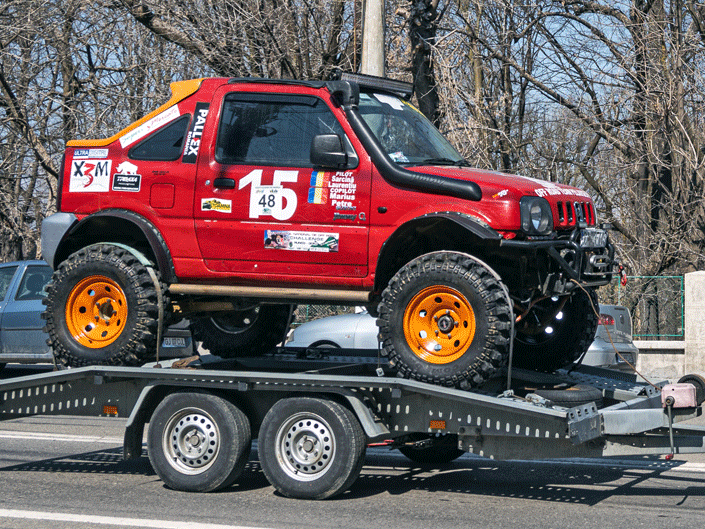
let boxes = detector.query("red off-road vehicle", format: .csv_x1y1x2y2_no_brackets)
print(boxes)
41,72,617,388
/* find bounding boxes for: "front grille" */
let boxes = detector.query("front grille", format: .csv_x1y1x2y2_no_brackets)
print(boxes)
557,201,595,227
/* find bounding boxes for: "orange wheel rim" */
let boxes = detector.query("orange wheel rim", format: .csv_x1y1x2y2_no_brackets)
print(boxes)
65,275,128,348
403,286,476,364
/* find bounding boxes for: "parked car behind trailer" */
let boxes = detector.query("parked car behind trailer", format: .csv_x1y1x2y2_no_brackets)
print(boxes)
286,304,639,371
0,260,193,369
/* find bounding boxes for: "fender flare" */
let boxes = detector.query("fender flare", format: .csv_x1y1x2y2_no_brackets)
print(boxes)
55,209,176,283
373,212,502,293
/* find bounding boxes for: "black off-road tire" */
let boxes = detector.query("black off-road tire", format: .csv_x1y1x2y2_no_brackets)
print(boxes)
513,288,599,372
191,304,293,358
258,397,367,499
42,244,161,367
398,435,464,465
147,391,251,493
377,252,512,389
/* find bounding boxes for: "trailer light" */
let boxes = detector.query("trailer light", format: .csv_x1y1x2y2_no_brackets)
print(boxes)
598,314,615,326
429,420,446,430
103,405,118,416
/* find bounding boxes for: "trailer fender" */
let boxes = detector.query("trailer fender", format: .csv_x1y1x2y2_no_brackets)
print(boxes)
343,394,390,441
124,384,161,460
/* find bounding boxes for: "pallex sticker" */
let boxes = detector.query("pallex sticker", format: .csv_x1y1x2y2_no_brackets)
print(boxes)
119,105,181,148
264,230,339,252
112,161,141,192
69,159,112,192
201,198,232,213
182,102,209,164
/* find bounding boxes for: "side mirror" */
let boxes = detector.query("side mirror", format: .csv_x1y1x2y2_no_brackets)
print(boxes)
310,134,348,168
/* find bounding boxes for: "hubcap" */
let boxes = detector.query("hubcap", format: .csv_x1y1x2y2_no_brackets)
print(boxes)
65,275,127,348
275,412,335,481
163,409,220,475
403,285,476,364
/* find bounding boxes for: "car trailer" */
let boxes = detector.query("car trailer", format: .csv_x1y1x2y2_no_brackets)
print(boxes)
0,349,704,499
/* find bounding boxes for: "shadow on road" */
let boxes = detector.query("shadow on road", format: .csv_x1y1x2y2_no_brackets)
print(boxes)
1,444,703,506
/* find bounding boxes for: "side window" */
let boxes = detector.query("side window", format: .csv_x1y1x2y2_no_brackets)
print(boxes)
129,115,191,161
0,266,18,301
15,265,53,301
216,94,346,167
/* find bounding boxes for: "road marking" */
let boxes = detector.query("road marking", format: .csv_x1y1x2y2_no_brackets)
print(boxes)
0,509,274,529
0,431,123,444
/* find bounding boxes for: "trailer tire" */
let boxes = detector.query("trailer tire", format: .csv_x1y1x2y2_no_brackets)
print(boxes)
191,304,293,358
398,435,464,465
43,244,160,367
378,252,512,388
513,288,599,372
258,397,366,499
147,391,251,493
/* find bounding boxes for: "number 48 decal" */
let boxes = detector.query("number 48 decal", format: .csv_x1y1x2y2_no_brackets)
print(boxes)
239,169,298,220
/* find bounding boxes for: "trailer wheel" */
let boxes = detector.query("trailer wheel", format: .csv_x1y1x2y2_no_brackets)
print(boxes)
258,397,366,499
513,288,599,372
147,392,251,493
377,252,512,388
191,304,293,358
398,435,464,465
43,244,160,367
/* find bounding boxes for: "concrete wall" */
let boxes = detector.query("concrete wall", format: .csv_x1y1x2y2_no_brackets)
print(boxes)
633,270,705,381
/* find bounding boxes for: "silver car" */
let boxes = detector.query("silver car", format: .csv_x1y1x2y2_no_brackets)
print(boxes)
0,260,193,369
286,305,638,371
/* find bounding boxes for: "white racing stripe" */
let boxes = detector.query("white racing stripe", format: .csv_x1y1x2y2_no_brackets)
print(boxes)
0,508,274,529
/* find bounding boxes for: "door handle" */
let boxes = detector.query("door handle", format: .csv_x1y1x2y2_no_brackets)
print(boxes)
213,178,235,189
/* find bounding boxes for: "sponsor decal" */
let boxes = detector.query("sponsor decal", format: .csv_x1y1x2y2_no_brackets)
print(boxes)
119,105,181,148
112,162,141,192
73,148,108,159
182,102,209,163
492,189,509,198
333,212,357,221
112,173,141,192
264,230,339,252
201,198,232,213
69,159,112,192
518,176,591,199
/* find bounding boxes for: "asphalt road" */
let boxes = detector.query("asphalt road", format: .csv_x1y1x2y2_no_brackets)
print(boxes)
0,366,704,529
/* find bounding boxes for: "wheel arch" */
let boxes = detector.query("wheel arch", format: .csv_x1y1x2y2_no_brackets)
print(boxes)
373,213,502,294
53,210,176,283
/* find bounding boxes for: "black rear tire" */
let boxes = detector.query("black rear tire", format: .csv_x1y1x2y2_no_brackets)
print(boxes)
147,391,251,492
191,304,293,358
258,397,366,499
377,252,512,389
513,288,599,372
42,244,160,367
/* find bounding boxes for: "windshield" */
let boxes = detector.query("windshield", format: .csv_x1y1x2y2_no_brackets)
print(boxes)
358,92,466,166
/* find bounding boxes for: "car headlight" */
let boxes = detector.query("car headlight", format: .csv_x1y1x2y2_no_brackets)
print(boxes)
520,196,553,235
